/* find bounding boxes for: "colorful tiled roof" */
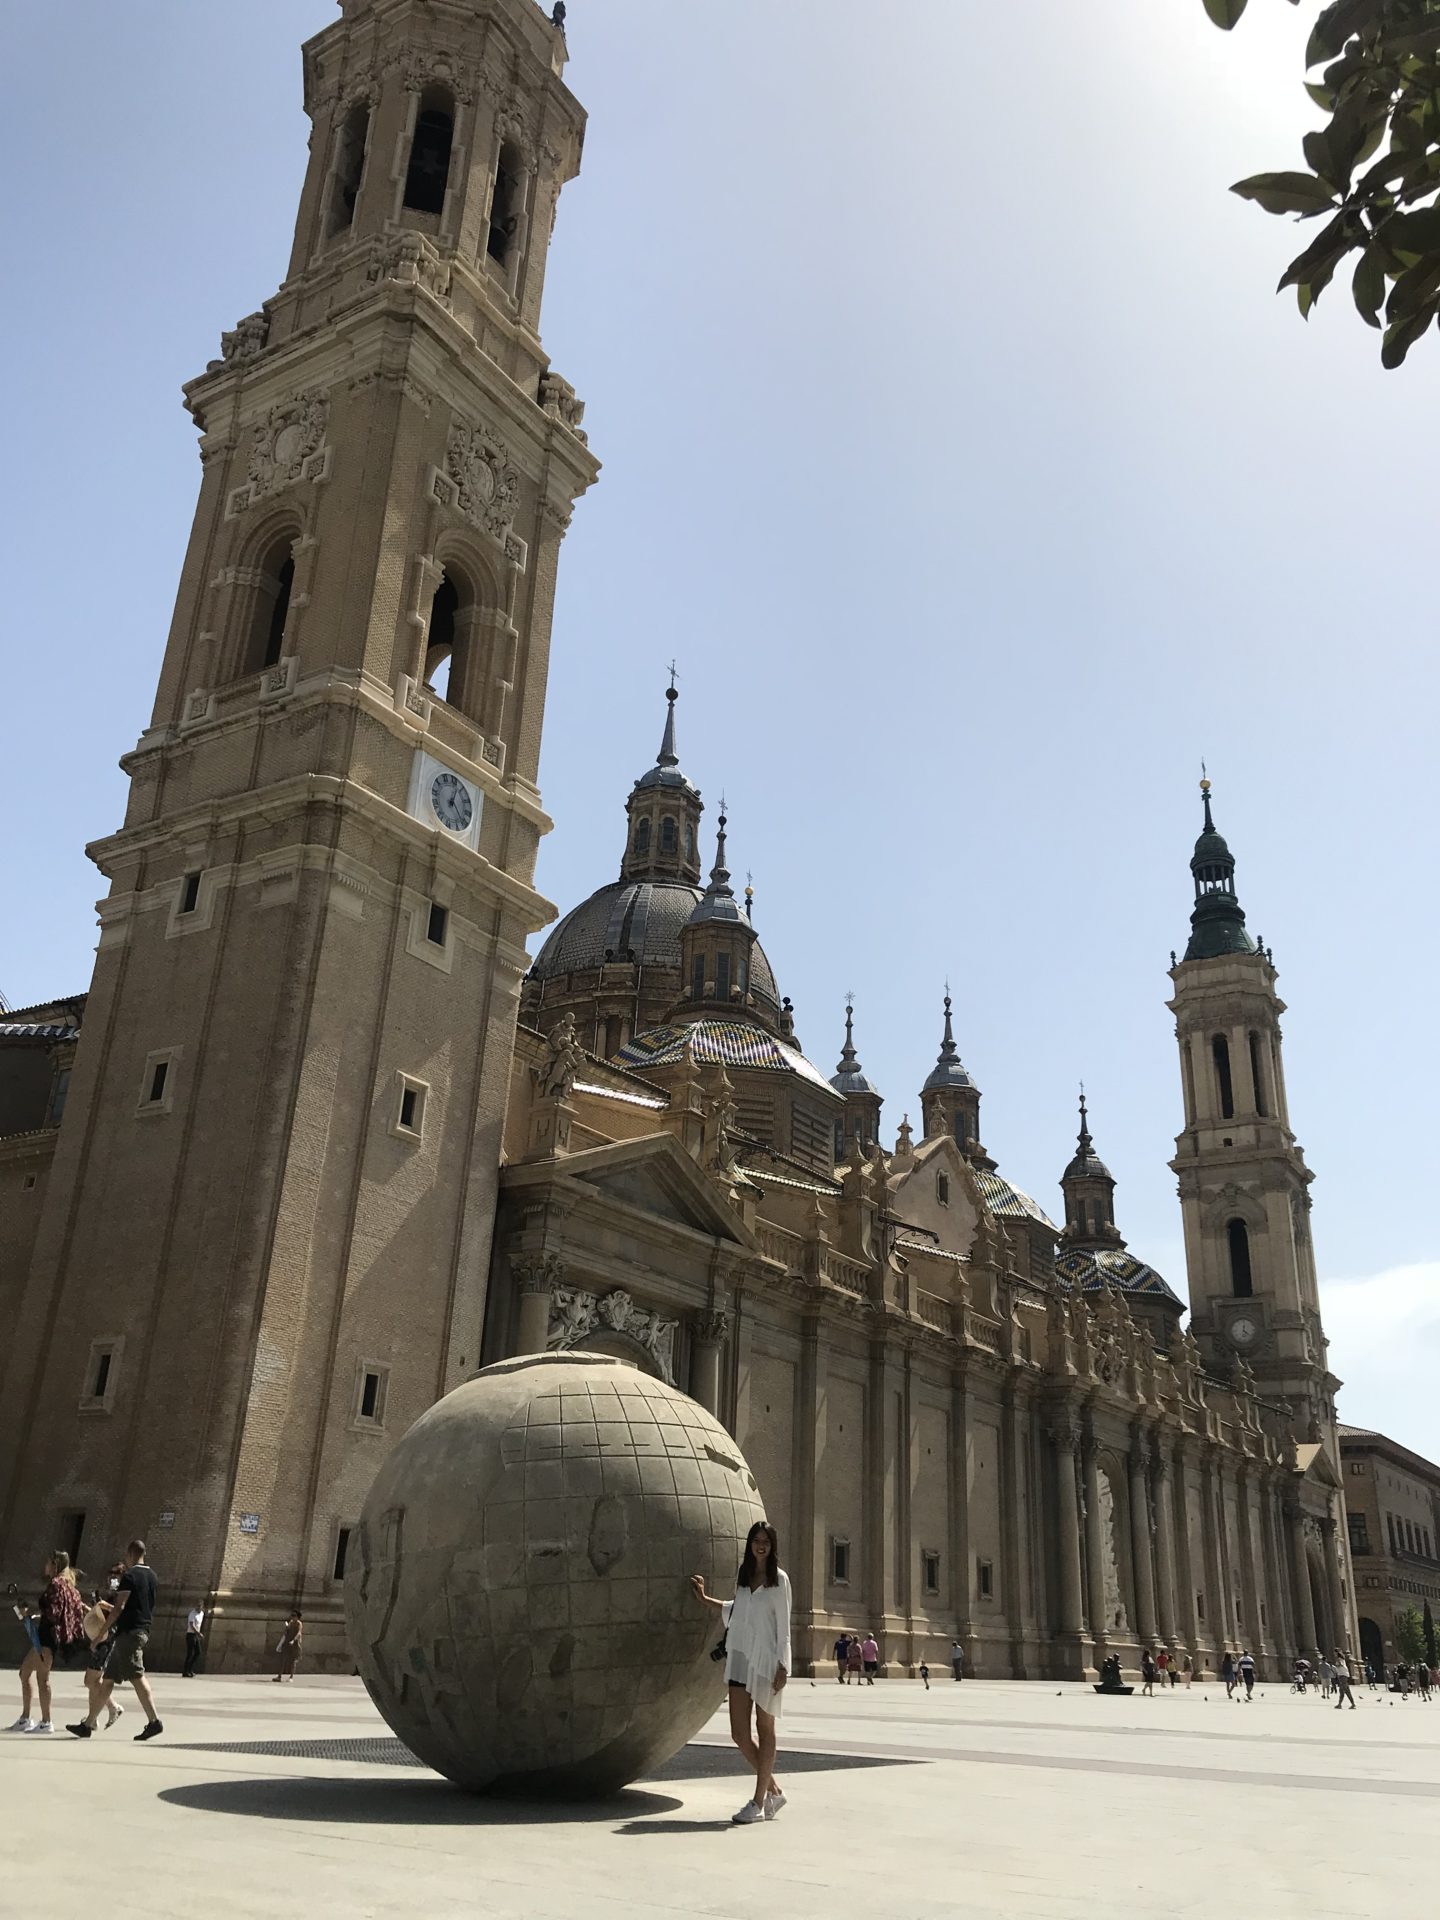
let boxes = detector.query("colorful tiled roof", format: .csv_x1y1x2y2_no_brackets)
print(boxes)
974,1167,1056,1231
0,1022,79,1041
614,1019,838,1097
1055,1245,1181,1304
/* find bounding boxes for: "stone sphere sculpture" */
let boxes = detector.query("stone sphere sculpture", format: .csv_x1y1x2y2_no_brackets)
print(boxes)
344,1352,765,1795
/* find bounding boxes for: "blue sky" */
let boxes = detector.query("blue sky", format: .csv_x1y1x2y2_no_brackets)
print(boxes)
2,3,1436,1447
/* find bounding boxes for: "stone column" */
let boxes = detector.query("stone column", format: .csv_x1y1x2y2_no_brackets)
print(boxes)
1202,1449,1231,1660
1234,1466,1262,1653
1321,1510,1348,1658
1129,1430,1158,1647
1288,1501,1319,1660
1082,1425,1108,1660
512,1251,563,1357
688,1311,729,1416
1153,1445,1179,1646
1051,1413,1085,1647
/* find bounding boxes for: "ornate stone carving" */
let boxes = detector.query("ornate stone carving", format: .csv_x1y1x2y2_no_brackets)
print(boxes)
1098,1470,1127,1631
512,1250,564,1297
445,419,520,542
367,232,453,303
218,310,269,367
538,372,587,439
228,392,330,516
690,1310,731,1346
535,1013,585,1101
548,1287,678,1384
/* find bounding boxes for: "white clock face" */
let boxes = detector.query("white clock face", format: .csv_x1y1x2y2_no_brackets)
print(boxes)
1229,1316,1258,1348
430,770,473,833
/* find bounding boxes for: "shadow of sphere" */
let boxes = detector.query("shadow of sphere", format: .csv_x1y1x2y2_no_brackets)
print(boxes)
156,1776,685,1825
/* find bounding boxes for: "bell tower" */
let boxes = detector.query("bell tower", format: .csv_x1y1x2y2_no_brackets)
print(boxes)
0,0,598,1663
1168,781,1336,1444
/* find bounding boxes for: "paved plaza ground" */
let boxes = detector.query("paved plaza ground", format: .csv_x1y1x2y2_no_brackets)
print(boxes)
4,1668,1436,1918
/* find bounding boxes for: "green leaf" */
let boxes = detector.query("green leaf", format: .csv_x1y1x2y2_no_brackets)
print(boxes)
1202,0,1248,24
1384,206,1440,254
1305,80,1336,109
1230,170,1337,215
1381,305,1438,368
1352,246,1387,327
1277,212,1356,297
1302,129,1339,188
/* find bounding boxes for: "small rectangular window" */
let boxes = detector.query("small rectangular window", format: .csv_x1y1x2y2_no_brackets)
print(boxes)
149,1061,169,1104
691,953,706,1001
715,952,731,1001
922,1550,941,1596
80,1337,122,1412
393,1075,427,1139
360,1372,381,1420
333,1527,352,1581
426,902,449,946
179,872,202,915
936,1173,950,1206
93,1351,112,1398
1196,1590,1206,1623
831,1538,850,1585
977,1557,993,1600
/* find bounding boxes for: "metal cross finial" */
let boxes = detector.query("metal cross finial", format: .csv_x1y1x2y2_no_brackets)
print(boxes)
1200,757,1210,794
667,658,679,691
845,989,854,1010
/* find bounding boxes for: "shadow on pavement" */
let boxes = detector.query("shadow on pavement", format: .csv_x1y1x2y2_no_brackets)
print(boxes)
157,1775,683,1825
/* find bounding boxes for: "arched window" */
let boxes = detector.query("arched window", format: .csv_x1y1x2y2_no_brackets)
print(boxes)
660,816,677,854
715,952,731,1000
404,90,454,216
1076,1201,1088,1234
239,533,296,677
1212,1034,1235,1119
936,1173,950,1206
327,101,370,237
487,141,525,265
1248,1031,1267,1115
1227,1217,1253,1297
633,817,651,856
954,1112,969,1146
424,575,460,703
684,822,695,863
691,952,705,1002
834,1122,846,1163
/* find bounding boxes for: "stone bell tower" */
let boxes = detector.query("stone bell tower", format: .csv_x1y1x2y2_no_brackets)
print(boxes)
1168,781,1336,1445
0,0,598,1665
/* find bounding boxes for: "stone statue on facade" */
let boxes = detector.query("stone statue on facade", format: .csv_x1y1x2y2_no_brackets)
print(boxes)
537,1012,586,1100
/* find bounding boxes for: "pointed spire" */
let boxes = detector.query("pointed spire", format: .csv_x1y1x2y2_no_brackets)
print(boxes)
835,992,860,1076
744,870,754,922
1077,1082,1092,1154
1200,765,1215,835
657,664,679,768
711,800,730,890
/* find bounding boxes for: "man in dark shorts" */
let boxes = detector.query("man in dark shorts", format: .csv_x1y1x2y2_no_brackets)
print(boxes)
68,1539,163,1742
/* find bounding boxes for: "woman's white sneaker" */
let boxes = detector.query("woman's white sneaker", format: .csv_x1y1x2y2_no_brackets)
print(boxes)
6,1717,35,1733
26,1722,54,1735
764,1790,787,1820
105,1704,124,1729
732,1800,766,1824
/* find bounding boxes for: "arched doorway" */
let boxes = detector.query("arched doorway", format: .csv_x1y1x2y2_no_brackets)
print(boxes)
1359,1616,1385,1676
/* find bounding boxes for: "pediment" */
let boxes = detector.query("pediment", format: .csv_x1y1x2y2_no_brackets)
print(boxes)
556,1135,756,1247
1294,1440,1343,1490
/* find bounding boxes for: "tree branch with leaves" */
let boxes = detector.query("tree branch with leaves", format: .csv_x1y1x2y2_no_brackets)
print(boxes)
1204,0,1440,364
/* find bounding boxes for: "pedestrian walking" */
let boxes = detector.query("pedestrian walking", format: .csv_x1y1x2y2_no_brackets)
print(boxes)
833,1631,850,1683
183,1602,205,1678
846,1637,864,1684
67,1538,163,1742
919,1660,930,1691
1318,1656,1334,1700
1141,1648,1156,1696
691,1520,792,1826
861,1632,879,1685
1183,1655,1193,1689
7,1551,87,1735
1221,1651,1236,1698
273,1610,303,1681
1333,1653,1356,1709
1156,1649,1169,1686
1239,1648,1256,1699
81,1580,124,1733
1364,1660,1377,1690
950,1640,965,1682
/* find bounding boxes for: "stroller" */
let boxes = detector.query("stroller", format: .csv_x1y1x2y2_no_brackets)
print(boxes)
1291,1659,1312,1693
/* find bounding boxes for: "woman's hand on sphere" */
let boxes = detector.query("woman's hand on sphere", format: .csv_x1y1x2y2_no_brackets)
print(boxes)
774,1665,788,1693
690,1573,707,1603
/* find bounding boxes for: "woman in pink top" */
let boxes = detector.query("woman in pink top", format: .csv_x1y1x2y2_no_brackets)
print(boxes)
861,1634,879,1684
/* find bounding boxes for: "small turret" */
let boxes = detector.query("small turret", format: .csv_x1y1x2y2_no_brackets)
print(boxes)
920,989,984,1157
677,806,765,1023
829,997,883,1157
620,673,703,886
1059,1088,1124,1251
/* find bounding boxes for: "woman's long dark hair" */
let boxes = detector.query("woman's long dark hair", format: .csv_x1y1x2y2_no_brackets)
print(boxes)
737,1521,780,1589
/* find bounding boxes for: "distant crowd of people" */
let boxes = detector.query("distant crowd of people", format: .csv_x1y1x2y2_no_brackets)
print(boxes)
7,1535,307,1741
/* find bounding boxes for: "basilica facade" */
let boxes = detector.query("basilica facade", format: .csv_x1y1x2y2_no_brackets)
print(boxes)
0,0,1353,1679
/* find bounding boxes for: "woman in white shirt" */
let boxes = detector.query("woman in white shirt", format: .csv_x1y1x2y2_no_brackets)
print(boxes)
691,1521,792,1825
